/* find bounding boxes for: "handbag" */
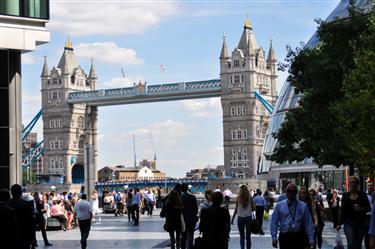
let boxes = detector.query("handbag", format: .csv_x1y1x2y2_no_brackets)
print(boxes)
181,211,186,233
250,211,260,234
333,231,344,249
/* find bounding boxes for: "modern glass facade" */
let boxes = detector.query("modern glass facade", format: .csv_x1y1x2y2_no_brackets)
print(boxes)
0,0,49,19
258,0,373,174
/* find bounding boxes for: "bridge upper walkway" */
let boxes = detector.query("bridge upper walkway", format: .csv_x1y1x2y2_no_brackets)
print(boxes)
67,79,222,106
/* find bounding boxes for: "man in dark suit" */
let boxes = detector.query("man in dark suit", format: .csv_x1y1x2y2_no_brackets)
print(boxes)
0,188,18,245
32,192,52,247
180,183,198,249
10,184,35,249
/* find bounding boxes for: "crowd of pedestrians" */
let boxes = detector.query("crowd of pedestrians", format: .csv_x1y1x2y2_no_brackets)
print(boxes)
0,184,92,249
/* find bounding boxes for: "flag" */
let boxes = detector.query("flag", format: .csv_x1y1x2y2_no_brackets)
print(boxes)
160,64,165,72
121,67,125,78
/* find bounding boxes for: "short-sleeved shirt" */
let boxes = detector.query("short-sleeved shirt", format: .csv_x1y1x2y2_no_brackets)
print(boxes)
74,200,92,220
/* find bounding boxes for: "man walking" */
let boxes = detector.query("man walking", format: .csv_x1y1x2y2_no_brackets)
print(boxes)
181,183,198,249
254,190,267,235
74,194,92,249
270,183,315,249
10,184,35,249
223,188,232,209
132,188,141,226
32,192,52,247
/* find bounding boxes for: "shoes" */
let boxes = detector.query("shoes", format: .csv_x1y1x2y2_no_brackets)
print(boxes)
62,226,67,231
45,243,53,246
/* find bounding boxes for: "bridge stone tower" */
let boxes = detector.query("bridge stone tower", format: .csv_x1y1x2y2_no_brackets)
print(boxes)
220,18,277,178
41,38,97,184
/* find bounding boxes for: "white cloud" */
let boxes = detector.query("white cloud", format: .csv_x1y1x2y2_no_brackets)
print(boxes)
101,119,193,160
22,54,36,64
49,1,180,36
181,98,222,117
75,42,142,65
101,76,144,88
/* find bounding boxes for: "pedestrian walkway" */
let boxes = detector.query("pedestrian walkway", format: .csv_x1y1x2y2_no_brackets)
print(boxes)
36,210,344,249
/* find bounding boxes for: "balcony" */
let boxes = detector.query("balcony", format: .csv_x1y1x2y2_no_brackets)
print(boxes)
0,0,49,19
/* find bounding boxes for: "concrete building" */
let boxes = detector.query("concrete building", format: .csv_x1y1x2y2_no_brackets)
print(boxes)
220,18,277,178
0,0,50,189
41,40,97,185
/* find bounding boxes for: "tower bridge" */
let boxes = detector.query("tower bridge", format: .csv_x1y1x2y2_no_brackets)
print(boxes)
38,18,277,195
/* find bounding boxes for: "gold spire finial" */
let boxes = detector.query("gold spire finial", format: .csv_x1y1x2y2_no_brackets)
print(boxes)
65,35,73,50
244,15,252,29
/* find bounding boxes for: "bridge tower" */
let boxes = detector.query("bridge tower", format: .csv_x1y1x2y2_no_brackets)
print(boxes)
220,18,277,178
41,38,97,185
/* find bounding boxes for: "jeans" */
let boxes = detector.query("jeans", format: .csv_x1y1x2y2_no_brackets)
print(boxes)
344,222,366,249
237,216,252,249
169,229,181,249
78,219,91,249
127,205,132,221
132,204,139,225
181,227,194,249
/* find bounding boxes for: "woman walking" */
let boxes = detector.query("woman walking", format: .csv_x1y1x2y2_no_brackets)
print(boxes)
231,185,255,249
329,190,340,229
163,190,184,249
309,189,325,249
299,187,318,249
337,176,371,249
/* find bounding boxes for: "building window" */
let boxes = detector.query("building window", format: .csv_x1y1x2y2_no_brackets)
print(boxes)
238,131,242,139
77,117,84,129
243,130,247,139
234,60,240,67
231,107,235,116
232,131,237,140
236,107,241,115
234,75,240,83
242,106,246,115
52,78,58,84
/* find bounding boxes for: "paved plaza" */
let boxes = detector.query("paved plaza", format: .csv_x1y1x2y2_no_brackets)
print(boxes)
36,209,345,249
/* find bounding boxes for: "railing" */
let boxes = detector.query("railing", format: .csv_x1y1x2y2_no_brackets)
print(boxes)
0,0,49,20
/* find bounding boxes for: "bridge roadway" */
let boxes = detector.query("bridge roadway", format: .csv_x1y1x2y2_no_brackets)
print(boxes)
37,209,342,249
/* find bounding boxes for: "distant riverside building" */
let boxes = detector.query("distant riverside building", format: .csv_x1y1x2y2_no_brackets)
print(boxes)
185,165,226,180
0,0,50,188
220,18,277,178
22,131,43,178
98,160,166,182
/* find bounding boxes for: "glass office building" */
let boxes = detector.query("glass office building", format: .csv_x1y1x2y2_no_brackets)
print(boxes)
258,0,373,191
0,0,50,189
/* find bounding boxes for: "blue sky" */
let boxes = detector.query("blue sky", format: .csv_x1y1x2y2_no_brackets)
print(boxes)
22,0,339,177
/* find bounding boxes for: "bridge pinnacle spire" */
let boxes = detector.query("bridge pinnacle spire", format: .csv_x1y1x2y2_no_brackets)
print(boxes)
267,37,276,63
220,33,230,60
41,56,49,77
89,58,97,79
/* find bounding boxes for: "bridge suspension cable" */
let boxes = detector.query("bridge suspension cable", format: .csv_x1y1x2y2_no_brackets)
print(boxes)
22,109,42,141
255,91,274,114
22,140,44,168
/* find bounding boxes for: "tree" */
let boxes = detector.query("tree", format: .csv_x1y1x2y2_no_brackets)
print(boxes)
267,2,375,175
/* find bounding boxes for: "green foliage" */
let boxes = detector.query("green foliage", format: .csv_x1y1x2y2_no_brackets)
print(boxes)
267,2,375,174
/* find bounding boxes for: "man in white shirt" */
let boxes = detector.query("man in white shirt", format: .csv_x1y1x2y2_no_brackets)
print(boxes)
74,194,92,249
223,188,232,209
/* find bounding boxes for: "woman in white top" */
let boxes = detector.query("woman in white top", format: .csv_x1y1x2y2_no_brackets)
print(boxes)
91,190,100,215
231,185,256,249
